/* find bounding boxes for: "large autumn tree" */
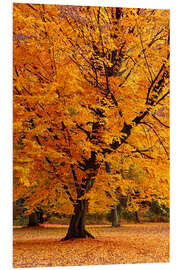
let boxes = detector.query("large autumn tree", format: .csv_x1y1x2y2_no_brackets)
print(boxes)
13,4,169,240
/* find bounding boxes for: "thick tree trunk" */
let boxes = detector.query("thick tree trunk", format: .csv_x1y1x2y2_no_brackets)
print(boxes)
62,199,94,240
111,205,120,227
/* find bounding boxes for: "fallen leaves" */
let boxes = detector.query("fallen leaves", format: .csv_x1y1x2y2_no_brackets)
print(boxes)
13,222,169,267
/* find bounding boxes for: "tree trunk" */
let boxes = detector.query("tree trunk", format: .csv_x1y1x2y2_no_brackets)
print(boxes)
28,212,39,227
135,211,141,223
62,199,94,240
38,209,45,224
112,205,120,227
105,162,120,227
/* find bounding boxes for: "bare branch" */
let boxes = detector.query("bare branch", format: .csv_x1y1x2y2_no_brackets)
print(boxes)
151,114,169,128
155,90,170,105
138,27,153,82
139,122,169,157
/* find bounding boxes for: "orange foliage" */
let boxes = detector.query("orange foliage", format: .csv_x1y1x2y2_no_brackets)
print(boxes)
13,4,169,215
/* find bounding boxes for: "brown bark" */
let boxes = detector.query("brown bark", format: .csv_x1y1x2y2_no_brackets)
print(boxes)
111,205,120,227
28,210,45,226
62,199,94,240
28,212,39,227
135,211,141,223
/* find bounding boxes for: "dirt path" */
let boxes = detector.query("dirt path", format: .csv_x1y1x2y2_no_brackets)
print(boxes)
13,223,169,268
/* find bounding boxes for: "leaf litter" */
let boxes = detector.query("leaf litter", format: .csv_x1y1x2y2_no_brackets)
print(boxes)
13,222,169,268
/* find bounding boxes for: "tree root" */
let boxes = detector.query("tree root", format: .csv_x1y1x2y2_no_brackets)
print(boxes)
61,230,94,241
85,230,95,239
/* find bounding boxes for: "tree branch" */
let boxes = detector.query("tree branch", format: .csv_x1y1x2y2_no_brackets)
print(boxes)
138,27,153,82
75,123,91,139
139,121,169,157
151,114,169,128
155,90,170,105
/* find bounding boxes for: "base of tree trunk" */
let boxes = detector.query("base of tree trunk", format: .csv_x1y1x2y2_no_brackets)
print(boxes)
135,211,141,223
61,199,95,241
111,205,120,227
61,229,94,241
112,223,120,227
28,212,40,227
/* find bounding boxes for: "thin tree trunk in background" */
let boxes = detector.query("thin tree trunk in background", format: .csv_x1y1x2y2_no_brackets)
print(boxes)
112,205,120,227
105,162,120,227
39,210,45,224
135,211,141,223
28,212,39,227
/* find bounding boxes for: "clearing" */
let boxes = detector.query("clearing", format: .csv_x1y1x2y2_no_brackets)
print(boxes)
13,222,169,268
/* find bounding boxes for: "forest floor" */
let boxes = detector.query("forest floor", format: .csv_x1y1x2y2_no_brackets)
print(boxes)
13,222,169,268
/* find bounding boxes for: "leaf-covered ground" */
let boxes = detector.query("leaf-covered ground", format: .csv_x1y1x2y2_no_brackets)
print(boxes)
13,223,169,268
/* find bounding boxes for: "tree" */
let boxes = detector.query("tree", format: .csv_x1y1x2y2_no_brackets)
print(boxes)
13,4,169,240
111,205,120,227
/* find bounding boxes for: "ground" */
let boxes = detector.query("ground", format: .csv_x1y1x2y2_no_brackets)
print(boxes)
13,222,169,268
